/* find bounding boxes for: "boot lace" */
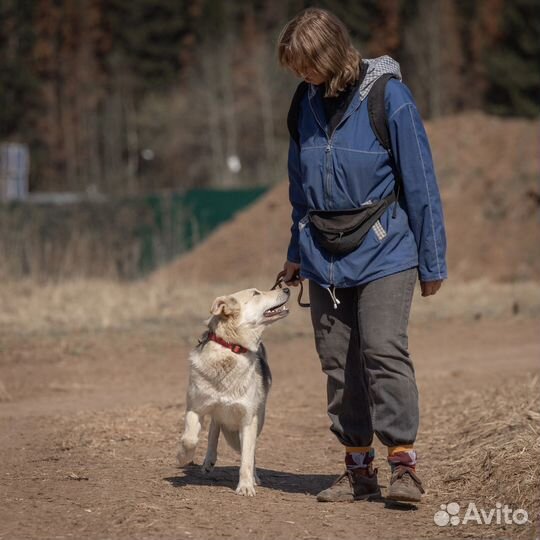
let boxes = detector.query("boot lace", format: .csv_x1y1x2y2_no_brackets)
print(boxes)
392,465,425,494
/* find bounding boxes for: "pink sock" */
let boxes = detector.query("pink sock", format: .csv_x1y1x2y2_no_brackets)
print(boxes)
345,448,375,470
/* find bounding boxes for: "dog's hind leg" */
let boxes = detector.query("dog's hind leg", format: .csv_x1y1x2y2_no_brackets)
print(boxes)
254,458,261,485
177,410,201,466
236,416,258,496
202,419,220,474
221,426,241,452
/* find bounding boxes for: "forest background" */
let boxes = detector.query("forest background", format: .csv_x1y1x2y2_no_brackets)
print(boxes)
1,0,538,197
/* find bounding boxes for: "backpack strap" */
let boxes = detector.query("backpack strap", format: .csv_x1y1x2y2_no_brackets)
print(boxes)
367,73,402,218
367,73,396,151
287,81,308,147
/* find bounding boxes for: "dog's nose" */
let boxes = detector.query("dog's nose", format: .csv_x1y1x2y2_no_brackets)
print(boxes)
283,288,290,294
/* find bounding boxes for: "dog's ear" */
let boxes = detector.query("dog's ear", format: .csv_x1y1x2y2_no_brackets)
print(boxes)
210,296,240,317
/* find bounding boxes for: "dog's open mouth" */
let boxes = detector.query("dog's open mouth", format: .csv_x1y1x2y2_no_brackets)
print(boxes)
264,300,289,318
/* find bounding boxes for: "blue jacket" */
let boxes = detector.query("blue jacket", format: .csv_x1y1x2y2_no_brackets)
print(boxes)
287,56,447,289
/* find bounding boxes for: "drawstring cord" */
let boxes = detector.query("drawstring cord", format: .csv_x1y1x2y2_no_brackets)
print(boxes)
326,285,341,310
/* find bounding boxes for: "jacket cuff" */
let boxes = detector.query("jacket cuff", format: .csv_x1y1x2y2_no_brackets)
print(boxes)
418,269,448,282
287,239,301,264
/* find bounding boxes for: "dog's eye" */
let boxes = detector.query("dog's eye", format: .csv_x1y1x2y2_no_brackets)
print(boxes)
252,291,261,296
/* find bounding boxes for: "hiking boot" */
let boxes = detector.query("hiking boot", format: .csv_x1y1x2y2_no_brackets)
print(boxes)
386,465,425,503
317,468,381,502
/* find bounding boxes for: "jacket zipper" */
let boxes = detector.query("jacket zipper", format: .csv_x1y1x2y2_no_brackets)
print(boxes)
311,92,363,202
308,88,362,294
324,144,332,203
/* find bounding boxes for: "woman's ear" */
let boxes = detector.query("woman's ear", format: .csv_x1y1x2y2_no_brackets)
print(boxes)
210,296,240,317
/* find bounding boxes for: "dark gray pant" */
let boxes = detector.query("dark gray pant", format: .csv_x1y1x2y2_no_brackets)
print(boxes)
309,268,419,448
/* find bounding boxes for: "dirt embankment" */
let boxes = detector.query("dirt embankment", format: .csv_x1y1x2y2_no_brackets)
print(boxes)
153,113,540,286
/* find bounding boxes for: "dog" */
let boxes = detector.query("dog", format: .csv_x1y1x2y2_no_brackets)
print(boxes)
176,286,290,496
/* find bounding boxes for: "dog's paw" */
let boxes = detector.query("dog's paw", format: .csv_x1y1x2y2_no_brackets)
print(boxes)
235,482,256,497
201,459,215,474
176,447,195,467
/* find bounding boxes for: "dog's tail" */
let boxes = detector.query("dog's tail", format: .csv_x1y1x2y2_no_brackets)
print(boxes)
220,426,241,453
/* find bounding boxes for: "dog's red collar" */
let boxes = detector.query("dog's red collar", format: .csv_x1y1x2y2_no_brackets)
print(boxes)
207,333,248,354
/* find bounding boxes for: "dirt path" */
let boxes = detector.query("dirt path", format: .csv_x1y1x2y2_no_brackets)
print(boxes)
1,317,539,540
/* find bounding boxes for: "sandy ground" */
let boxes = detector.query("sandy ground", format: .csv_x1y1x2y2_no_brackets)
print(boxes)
1,309,539,540
1,113,538,540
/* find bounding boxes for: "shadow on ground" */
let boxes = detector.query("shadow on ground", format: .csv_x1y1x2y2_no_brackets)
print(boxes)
166,465,336,495
166,466,419,512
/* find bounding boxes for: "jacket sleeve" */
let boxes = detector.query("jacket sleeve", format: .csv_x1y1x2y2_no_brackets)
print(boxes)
286,138,308,264
386,80,448,282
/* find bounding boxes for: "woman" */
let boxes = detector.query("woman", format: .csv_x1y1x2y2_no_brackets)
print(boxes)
277,8,447,503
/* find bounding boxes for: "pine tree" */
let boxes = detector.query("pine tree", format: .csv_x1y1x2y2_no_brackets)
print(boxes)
368,0,402,58
484,0,540,117
313,0,379,47
458,0,504,111
0,0,39,139
104,0,189,91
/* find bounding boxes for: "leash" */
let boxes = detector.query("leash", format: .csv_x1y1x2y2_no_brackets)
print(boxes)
271,270,310,308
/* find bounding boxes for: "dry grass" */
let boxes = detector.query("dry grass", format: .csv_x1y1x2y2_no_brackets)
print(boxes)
0,202,155,281
59,404,179,455
430,376,540,536
0,278,215,334
410,279,540,321
0,277,539,335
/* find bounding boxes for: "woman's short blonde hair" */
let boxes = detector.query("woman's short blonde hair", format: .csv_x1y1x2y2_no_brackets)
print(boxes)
277,8,362,97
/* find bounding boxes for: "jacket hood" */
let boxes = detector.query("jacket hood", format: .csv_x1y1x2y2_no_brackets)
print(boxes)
359,55,402,101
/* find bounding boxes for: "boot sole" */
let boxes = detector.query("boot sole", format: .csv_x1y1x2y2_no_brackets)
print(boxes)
316,495,355,503
385,491,422,503
317,490,381,503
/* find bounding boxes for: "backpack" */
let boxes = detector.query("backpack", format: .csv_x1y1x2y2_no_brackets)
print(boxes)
286,73,401,217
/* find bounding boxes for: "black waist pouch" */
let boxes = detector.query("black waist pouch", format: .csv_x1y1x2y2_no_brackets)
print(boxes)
309,192,396,256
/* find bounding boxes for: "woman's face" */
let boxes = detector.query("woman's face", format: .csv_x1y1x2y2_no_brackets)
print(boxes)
297,66,326,85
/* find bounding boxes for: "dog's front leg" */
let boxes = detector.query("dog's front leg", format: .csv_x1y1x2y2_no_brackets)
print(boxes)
236,416,258,496
202,419,220,473
177,410,201,466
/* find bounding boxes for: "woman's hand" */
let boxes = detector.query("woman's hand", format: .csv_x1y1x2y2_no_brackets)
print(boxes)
420,280,443,297
282,260,303,287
